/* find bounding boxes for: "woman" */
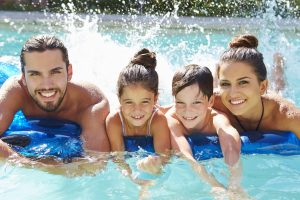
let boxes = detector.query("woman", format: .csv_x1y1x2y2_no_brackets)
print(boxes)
214,34,300,138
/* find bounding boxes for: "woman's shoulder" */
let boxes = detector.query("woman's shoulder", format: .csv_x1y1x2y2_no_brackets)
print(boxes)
263,93,299,116
262,93,300,130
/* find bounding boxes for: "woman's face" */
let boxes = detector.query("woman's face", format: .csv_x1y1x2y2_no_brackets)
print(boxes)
218,61,267,117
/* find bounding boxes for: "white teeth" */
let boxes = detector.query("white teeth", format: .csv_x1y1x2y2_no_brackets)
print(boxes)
183,116,197,120
40,91,55,97
132,115,144,119
230,99,245,105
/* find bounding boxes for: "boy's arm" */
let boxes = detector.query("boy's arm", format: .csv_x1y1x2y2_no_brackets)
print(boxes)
167,116,194,160
167,114,225,189
212,112,241,166
80,97,110,152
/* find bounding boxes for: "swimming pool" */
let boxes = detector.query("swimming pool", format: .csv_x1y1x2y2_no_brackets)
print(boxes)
1,6,300,200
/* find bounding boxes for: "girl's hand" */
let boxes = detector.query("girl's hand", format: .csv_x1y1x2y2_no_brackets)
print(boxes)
136,155,163,175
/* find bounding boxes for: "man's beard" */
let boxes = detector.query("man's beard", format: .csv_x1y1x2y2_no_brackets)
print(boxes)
31,88,66,112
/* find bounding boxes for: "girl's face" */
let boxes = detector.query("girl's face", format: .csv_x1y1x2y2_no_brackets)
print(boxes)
119,84,157,127
218,61,267,117
175,83,213,130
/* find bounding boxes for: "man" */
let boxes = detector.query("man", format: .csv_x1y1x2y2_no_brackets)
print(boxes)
0,35,110,158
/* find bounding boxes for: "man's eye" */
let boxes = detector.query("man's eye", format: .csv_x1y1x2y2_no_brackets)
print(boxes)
239,80,249,85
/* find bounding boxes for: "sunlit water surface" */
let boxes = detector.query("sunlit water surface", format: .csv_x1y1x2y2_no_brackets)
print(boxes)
0,3,300,199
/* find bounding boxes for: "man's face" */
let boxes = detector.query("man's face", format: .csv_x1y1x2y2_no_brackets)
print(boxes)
22,49,72,112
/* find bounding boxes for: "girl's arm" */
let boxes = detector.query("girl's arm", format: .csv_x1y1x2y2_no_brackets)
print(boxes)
106,112,133,175
137,111,171,174
106,112,151,187
106,112,125,152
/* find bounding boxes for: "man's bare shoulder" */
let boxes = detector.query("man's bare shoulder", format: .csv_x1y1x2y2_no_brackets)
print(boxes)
68,80,107,106
0,75,26,97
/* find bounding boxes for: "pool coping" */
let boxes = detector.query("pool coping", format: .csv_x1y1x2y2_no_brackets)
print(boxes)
0,11,299,30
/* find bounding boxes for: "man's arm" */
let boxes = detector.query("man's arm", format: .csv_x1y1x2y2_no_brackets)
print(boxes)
0,76,23,134
80,97,110,152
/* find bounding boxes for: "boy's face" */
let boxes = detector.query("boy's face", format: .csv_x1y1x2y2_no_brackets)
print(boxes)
22,49,72,112
174,83,213,130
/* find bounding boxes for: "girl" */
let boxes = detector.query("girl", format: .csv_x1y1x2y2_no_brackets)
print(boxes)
106,48,170,175
215,34,300,138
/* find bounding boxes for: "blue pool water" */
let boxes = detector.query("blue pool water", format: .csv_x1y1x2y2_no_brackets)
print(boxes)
1,5,300,200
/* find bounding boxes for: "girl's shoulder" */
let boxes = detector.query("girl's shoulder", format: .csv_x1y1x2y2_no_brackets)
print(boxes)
106,109,122,125
151,109,168,123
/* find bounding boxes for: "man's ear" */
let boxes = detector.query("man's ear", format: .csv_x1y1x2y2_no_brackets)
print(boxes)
208,94,215,108
67,64,73,81
260,80,268,95
21,73,26,86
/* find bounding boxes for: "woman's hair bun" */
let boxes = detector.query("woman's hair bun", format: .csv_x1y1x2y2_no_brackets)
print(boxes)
131,48,157,69
229,34,258,49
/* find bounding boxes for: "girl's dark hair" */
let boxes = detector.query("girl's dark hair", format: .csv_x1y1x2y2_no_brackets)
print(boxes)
217,34,266,82
20,35,69,73
172,64,213,99
117,48,158,97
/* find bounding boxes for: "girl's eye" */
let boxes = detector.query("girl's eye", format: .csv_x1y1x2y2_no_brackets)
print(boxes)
219,82,230,87
142,101,150,104
124,101,133,105
175,101,184,104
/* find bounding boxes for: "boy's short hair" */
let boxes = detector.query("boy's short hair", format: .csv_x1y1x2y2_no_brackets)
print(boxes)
172,64,213,99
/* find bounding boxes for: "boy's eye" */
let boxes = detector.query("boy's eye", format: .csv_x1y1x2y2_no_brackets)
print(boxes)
124,101,133,105
142,100,150,104
175,101,184,104
193,101,201,104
